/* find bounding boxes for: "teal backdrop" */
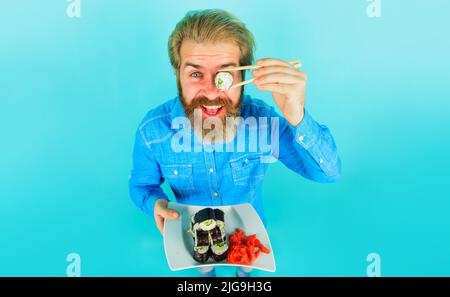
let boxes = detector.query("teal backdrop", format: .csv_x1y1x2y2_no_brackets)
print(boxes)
1,0,449,276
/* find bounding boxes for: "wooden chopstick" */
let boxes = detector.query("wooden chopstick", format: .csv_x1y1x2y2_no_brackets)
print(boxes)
229,62,302,89
219,60,301,72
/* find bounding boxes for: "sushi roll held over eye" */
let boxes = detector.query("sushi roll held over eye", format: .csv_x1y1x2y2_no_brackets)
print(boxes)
214,72,233,91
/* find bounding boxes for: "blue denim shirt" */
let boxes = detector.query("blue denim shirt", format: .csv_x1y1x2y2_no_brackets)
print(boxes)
128,94,341,225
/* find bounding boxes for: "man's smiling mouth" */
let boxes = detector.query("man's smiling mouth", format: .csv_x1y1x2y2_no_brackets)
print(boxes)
200,105,225,117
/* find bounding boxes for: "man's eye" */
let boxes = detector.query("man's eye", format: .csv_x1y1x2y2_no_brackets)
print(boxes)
191,72,202,78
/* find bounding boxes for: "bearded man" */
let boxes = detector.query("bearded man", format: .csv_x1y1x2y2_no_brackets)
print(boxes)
129,9,341,277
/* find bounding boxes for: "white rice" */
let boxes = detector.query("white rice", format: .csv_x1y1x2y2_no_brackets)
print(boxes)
215,72,233,91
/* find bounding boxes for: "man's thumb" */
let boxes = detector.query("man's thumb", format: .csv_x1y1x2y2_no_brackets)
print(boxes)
160,208,179,220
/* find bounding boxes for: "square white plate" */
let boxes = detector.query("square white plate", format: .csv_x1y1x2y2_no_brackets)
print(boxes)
163,202,276,272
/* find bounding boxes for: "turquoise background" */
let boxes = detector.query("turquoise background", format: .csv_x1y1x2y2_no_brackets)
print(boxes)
1,0,449,276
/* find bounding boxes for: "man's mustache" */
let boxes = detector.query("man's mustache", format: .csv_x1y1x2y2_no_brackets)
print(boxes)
181,94,241,120
188,96,233,109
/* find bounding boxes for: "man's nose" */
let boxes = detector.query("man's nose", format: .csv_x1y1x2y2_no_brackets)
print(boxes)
202,76,222,99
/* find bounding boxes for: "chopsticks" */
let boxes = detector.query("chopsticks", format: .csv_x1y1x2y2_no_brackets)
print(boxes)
225,60,302,89
218,59,301,72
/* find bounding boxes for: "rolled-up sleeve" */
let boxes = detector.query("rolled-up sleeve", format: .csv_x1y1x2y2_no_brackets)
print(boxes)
128,128,168,216
276,108,342,183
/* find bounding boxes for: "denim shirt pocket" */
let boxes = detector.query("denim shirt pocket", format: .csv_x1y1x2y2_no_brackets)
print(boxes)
160,164,195,192
229,153,265,187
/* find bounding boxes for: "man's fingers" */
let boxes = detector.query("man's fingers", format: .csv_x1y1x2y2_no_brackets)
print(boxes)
256,58,293,67
256,83,292,94
153,199,179,235
167,209,180,219
154,210,179,235
155,215,164,235
254,72,300,85
158,207,180,220
252,65,301,78
154,199,179,220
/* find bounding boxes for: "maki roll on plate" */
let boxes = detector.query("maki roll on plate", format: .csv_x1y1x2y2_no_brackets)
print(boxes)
193,246,210,263
209,226,226,245
214,209,225,223
215,219,226,238
190,215,200,232
194,229,210,247
211,242,228,262
194,208,217,231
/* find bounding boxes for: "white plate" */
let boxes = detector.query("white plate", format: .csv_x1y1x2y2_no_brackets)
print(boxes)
163,202,276,272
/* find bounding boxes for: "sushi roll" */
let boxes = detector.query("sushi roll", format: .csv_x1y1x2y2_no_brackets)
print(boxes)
211,242,228,262
191,222,200,232
194,229,210,247
214,209,225,223
193,246,210,263
194,208,217,231
215,72,233,91
190,215,200,232
214,210,226,238
190,207,229,263
209,226,225,245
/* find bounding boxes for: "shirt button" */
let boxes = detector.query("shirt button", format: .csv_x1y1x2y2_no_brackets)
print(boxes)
209,168,214,173
298,135,305,142
319,159,324,164
244,158,249,164
173,169,178,175
213,192,219,197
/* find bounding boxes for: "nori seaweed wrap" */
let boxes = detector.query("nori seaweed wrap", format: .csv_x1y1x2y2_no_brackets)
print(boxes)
214,208,225,223
209,226,225,245
194,208,217,231
194,229,210,247
194,208,215,223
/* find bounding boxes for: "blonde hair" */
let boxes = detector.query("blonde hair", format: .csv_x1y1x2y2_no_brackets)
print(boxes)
168,9,255,78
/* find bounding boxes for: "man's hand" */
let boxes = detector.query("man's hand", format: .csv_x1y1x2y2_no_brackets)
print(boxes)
252,58,307,126
154,199,179,235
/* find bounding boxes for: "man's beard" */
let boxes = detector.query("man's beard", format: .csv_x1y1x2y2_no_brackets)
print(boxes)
179,88,242,144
